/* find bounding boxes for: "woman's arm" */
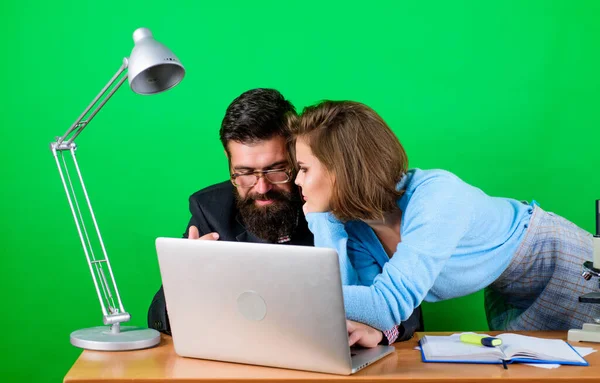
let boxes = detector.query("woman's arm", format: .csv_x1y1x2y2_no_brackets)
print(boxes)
306,177,475,330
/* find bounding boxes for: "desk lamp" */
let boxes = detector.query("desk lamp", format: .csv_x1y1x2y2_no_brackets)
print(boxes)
568,200,600,342
50,27,185,351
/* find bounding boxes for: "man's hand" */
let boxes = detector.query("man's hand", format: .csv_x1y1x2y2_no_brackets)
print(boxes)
347,320,383,348
188,225,219,240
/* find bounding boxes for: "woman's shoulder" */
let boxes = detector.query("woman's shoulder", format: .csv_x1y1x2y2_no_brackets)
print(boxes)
397,168,481,213
389,170,481,234
400,168,464,193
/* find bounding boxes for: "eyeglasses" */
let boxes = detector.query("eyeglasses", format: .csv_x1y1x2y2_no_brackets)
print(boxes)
230,168,293,188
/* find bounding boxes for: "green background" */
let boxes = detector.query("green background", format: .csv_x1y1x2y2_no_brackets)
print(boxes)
2,1,599,381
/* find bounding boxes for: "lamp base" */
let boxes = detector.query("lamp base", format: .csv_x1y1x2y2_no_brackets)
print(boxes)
70,326,161,351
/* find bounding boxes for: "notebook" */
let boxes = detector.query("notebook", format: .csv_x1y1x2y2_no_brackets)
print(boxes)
419,333,589,366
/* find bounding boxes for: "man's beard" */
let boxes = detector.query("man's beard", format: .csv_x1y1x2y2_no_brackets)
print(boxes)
235,187,302,243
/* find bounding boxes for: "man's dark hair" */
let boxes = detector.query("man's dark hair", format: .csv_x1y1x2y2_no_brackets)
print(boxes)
220,88,297,154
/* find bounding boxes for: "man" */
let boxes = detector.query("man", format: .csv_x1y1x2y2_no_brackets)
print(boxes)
148,88,422,346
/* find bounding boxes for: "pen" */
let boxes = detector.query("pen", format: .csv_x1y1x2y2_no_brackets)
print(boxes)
459,334,503,347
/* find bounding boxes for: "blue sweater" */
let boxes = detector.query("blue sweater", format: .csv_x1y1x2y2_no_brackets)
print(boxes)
306,169,533,330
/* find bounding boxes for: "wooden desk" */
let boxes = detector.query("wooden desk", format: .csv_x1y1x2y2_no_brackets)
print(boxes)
64,332,599,382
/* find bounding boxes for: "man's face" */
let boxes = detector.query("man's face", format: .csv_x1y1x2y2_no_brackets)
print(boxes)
227,135,302,242
228,135,294,201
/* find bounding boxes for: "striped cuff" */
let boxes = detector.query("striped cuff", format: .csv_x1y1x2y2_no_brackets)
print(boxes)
381,325,400,345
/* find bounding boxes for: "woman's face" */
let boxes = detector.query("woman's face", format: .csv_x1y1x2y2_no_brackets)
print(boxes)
294,137,335,214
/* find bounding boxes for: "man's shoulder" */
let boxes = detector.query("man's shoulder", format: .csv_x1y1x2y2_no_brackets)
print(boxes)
188,181,237,217
187,181,238,233
190,180,234,202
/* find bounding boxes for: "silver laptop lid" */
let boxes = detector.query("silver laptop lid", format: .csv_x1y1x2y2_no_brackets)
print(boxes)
155,237,354,374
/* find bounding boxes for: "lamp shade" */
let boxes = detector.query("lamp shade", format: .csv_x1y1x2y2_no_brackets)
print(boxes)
127,28,185,95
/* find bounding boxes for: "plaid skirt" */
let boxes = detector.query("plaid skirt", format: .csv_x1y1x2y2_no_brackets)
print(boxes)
485,204,599,330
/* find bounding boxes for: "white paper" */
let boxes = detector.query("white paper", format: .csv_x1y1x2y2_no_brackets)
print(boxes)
524,346,597,369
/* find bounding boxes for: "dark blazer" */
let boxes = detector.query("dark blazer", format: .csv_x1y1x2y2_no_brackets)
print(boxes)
148,181,423,342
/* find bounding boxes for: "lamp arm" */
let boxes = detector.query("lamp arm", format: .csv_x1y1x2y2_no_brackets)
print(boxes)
50,58,133,327
54,58,129,150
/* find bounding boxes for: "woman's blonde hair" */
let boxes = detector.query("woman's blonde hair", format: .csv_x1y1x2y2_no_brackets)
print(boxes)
290,100,408,221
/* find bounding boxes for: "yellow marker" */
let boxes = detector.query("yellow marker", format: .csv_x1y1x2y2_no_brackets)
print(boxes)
460,334,503,347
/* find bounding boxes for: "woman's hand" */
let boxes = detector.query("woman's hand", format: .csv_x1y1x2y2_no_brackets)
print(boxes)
302,202,330,215
346,319,383,348
302,201,330,215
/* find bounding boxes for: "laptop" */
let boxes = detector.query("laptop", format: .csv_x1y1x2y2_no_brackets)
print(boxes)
155,237,395,375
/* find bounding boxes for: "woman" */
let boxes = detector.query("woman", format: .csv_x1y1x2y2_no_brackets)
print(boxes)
291,100,596,337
